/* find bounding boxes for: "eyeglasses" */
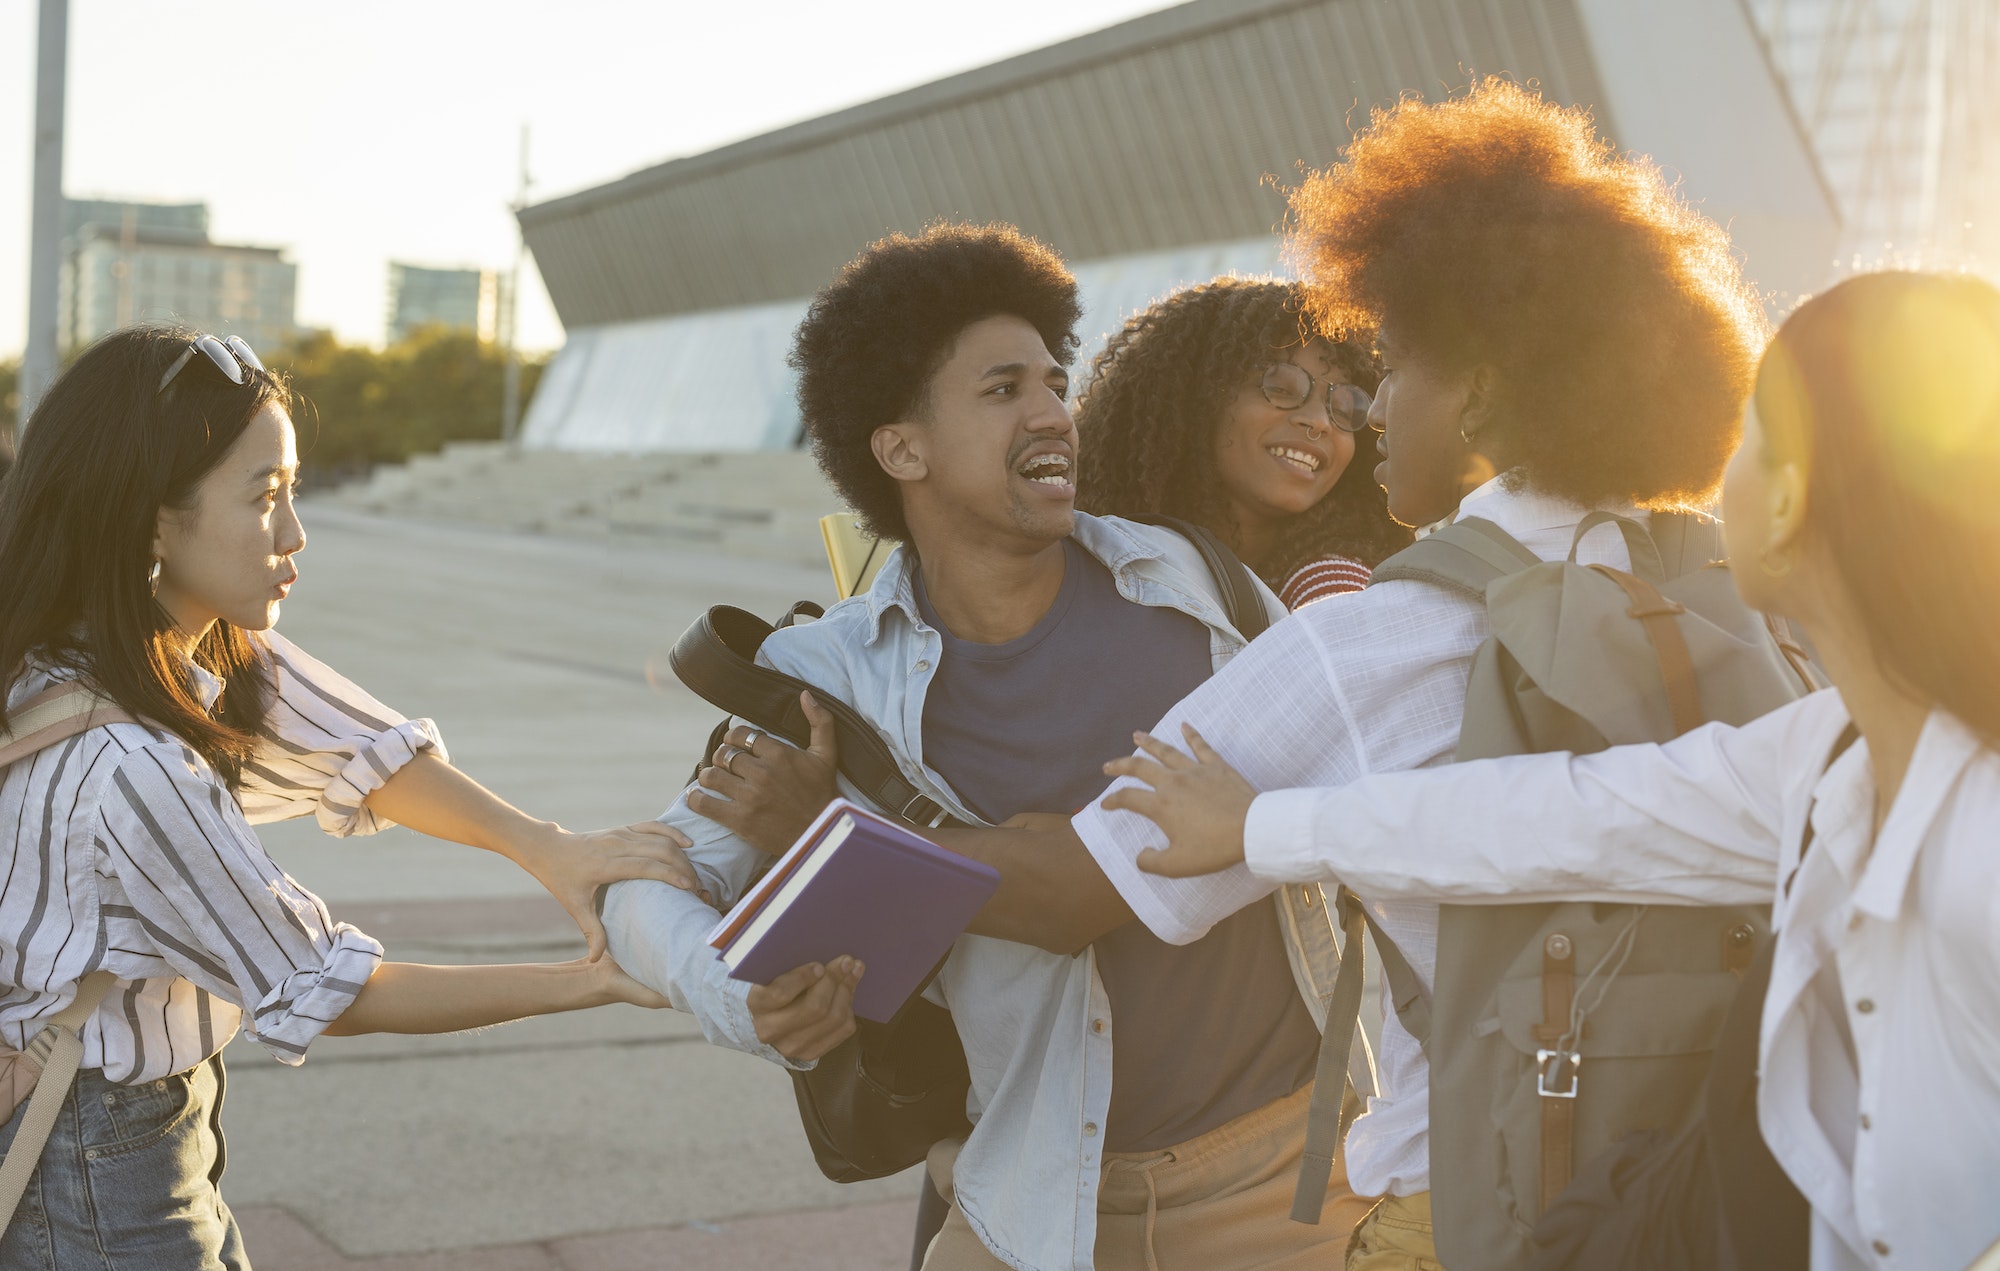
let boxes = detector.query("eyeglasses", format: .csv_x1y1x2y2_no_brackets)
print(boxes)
1259,362,1373,434
157,334,265,395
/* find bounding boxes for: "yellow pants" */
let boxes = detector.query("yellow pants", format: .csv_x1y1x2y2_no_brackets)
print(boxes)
1345,1192,1444,1271
923,1082,1375,1270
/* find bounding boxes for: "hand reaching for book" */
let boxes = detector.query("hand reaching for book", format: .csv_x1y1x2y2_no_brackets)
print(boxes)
689,692,841,855
747,956,864,1062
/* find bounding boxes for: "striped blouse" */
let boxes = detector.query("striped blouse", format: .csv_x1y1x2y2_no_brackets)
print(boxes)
0,632,444,1083
1277,553,1373,610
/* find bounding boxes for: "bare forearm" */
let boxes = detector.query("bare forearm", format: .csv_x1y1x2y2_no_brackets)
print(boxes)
323,961,615,1036
362,752,548,859
929,825,1134,954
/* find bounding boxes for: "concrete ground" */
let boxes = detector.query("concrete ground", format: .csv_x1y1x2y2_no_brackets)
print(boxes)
231,504,922,1268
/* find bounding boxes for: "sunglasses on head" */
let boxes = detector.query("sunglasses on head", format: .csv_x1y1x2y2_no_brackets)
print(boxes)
157,334,265,395
1259,362,1373,434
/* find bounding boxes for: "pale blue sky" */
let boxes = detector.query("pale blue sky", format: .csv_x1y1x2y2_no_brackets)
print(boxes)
1,0,1171,357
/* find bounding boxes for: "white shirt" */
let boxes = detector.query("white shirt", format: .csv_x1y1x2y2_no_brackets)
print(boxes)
1244,689,2000,1271
0,632,442,1082
1069,476,1642,1197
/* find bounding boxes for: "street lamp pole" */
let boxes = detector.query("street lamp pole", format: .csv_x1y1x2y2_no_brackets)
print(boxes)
18,0,69,435
501,123,531,443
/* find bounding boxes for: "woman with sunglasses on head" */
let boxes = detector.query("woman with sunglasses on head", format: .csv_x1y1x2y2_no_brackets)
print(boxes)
0,326,700,1268
1075,278,1410,610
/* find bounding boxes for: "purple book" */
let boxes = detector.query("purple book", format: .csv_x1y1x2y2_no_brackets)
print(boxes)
707,798,1000,1022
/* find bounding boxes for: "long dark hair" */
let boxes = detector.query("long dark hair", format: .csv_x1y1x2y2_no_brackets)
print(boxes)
1073,279,1410,584
1756,271,2000,745
0,326,289,785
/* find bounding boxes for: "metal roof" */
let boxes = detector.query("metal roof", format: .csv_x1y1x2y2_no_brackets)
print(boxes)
519,0,1614,328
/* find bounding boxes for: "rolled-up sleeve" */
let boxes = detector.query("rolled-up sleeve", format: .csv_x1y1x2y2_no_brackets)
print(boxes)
96,741,384,1064
237,631,448,836
603,787,811,1071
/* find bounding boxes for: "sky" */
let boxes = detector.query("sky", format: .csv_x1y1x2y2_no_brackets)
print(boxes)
0,0,1172,358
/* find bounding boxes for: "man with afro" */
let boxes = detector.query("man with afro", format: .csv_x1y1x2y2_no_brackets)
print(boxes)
602,222,1371,1270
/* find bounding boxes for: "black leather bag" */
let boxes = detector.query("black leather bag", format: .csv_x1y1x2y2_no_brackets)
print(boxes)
668,517,1271,1183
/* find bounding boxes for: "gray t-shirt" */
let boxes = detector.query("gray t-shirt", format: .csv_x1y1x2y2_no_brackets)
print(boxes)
915,538,1320,1152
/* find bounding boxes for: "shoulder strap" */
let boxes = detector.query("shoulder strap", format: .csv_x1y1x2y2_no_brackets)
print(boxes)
669,606,964,829
1129,515,1270,640
1705,722,1858,1271
0,969,119,1236
0,682,135,770
1368,516,1541,600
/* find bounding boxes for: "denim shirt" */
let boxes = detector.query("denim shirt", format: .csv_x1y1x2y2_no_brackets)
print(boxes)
604,513,1360,1271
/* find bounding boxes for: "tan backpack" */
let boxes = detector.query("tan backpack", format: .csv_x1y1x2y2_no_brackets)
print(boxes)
1312,511,1818,1268
0,682,133,1233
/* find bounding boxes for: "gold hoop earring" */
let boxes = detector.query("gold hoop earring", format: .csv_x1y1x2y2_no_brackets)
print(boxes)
1758,545,1796,579
1459,423,1478,445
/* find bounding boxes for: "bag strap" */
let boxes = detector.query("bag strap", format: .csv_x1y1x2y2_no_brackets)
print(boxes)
0,969,118,1235
1369,517,1541,599
1708,723,1858,1271
1129,515,1270,641
669,605,964,829
1291,887,1369,1223
0,682,136,769
1569,510,1668,582
1587,565,1706,738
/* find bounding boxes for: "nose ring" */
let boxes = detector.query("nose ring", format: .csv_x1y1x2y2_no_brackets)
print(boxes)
1302,422,1326,441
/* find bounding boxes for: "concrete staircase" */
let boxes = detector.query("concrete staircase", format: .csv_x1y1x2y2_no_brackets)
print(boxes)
313,441,836,568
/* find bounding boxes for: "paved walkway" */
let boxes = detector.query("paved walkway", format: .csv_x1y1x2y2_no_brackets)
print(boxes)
231,505,920,1267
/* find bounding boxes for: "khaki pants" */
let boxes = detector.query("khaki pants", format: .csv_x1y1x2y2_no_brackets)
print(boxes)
923,1082,1375,1270
1345,1192,1444,1271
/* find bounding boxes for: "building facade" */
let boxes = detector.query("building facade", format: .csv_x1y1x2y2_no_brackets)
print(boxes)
516,0,1842,454
59,199,298,354
386,263,499,345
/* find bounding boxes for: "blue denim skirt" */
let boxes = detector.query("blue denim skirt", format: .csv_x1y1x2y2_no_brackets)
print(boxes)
0,1054,247,1270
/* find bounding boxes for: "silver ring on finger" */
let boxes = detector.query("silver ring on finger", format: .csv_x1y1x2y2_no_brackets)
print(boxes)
742,728,764,752
721,746,744,775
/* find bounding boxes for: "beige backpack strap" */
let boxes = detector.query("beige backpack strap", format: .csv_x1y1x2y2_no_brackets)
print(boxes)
1291,888,1370,1223
0,970,119,1233
0,682,135,1235
0,682,135,768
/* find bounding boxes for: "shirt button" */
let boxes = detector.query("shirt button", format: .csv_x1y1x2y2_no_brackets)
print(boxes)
1856,998,1876,1014
913,660,931,674
1859,1114,1872,1130
1848,912,1863,931
1083,1122,1098,1137
1091,1019,1106,1035
1873,1239,1891,1256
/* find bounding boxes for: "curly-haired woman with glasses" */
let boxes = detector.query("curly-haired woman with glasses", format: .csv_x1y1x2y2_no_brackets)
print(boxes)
0,325,700,1267
1074,278,1410,609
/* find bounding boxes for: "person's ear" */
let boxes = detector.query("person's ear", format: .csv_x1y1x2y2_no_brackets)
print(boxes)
1764,458,1810,562
1458,363,1500,446
871,422,929,485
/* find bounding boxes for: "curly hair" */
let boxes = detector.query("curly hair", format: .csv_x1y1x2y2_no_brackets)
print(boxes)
1074,279,1409,581
790,223,1082,542
1288,78,1768,509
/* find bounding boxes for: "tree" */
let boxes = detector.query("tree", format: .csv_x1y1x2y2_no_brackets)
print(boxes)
270,327,546,487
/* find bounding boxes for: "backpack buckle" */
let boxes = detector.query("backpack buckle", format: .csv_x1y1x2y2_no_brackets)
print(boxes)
1536,1048,1581,1098
900,793,950,828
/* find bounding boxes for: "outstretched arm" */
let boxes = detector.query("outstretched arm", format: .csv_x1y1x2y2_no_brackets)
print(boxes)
365,752,702,959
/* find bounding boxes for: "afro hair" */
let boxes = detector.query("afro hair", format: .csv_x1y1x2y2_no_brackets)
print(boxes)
790,223,1082,541
1288,78,1768,509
